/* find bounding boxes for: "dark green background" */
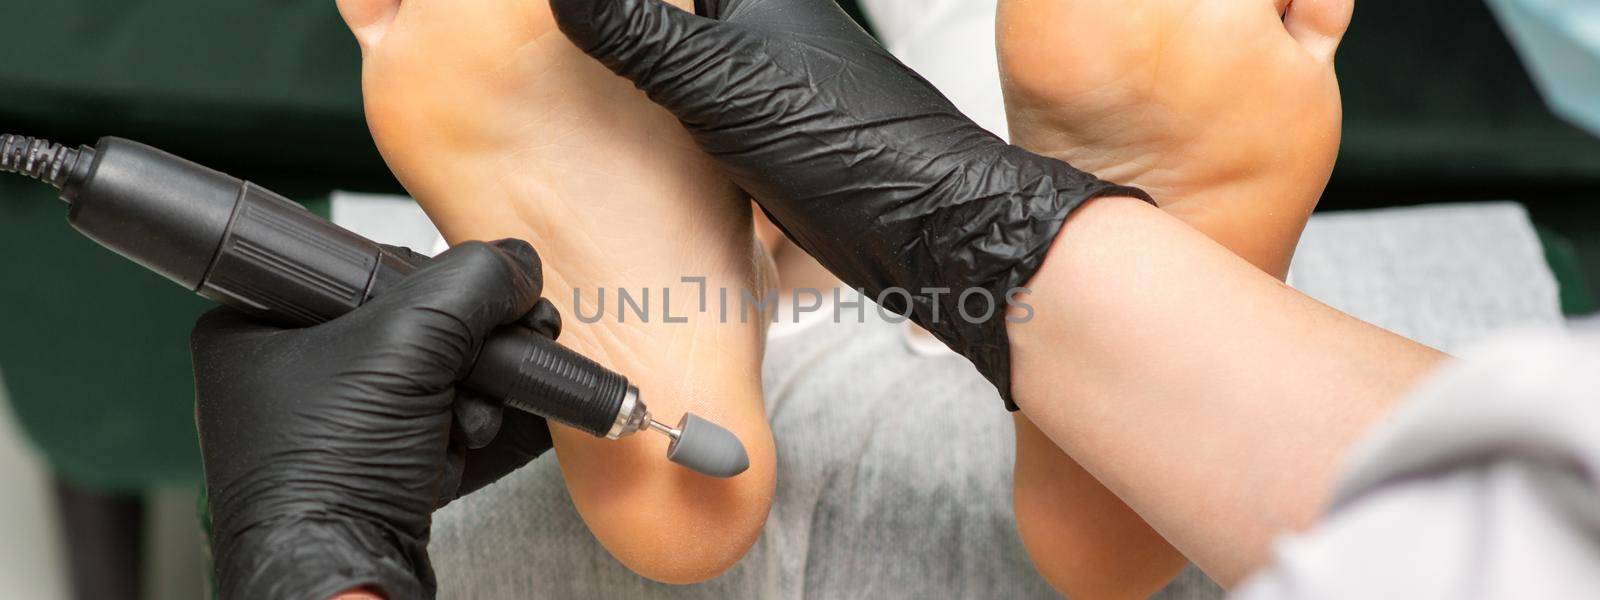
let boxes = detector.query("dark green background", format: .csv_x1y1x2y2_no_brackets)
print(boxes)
0,0,1594,489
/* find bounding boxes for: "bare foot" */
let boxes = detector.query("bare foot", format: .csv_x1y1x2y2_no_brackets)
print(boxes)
338,0,776,583
998,0,1352,593
999,0,1352,277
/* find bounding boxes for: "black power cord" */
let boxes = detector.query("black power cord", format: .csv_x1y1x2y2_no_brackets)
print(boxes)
0,134,91,190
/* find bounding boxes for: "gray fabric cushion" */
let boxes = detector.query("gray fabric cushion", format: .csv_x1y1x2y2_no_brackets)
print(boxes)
1290,202,1564,348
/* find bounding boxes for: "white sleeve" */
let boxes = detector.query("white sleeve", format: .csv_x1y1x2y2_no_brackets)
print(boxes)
1233,325,1600,599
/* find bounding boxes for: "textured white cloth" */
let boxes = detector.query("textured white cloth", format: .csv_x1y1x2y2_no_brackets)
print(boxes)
1235,322,1599,599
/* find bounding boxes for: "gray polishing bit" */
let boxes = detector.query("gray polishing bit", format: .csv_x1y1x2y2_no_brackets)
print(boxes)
666,413,750,478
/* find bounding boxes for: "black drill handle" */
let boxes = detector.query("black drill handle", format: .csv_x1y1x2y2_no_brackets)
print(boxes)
65,137,624,437
200,182,422,324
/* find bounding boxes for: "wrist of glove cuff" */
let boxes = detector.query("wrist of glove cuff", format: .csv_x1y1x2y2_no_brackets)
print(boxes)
215,515,432,600
755,142,1154,409
896,147,1155,410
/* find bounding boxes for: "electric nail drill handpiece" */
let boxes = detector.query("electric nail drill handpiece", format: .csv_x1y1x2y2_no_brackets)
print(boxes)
0,134,749,479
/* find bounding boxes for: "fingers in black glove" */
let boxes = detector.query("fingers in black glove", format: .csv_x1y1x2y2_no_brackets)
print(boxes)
380,244,562,452
379,243,564,502
441,295,563,501
193,239,553,599
549,0,1153,406
440,391,556,507
444,296,561,445
454,408,556,500
354,240,543,382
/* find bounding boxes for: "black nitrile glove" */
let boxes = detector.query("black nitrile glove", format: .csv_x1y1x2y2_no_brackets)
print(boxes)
549,0,1153,405
192,240,560,599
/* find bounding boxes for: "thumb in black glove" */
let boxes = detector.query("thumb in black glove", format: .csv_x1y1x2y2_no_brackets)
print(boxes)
549,0,1153,405
192,239,556,599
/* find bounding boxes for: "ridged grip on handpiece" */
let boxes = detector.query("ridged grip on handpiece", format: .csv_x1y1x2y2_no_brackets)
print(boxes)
467,330,626,437
199,185,397,325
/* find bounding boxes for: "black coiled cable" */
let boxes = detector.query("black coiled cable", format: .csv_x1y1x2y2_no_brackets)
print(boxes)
0,134,85,189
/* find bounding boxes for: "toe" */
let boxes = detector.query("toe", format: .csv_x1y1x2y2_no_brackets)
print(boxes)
337,0,402,54
1283,0,1355,62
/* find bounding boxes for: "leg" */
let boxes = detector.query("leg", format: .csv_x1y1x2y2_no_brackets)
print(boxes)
1009,196,1444,586
338,0,775,583
998,0,1353,591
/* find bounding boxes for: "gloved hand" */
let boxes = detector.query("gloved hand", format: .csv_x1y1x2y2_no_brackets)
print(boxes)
549,0,1152,404
191,239,560,599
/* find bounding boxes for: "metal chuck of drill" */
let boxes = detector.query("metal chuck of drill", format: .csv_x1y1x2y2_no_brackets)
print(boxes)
0,134,749,479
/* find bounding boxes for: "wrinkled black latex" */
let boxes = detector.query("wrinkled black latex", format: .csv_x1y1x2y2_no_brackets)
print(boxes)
192,240,559,599
550,0,1153,404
